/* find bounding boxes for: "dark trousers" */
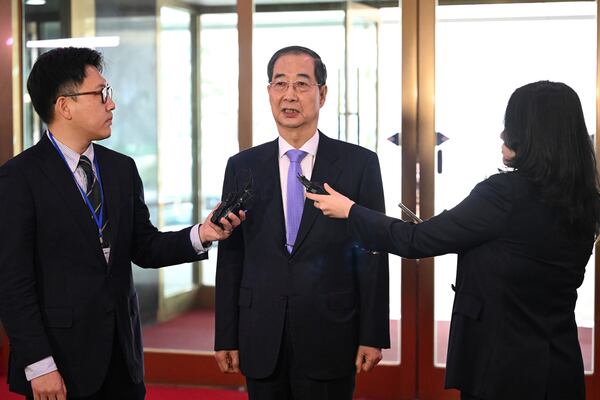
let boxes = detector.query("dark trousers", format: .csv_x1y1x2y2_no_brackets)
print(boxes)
246,309,355,400
461,393,484,400
461,391,549,400
27,329,145,400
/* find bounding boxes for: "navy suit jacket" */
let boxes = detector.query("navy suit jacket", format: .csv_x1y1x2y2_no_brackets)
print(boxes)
348,171,592,400
0,134,206,397
215,132,390,380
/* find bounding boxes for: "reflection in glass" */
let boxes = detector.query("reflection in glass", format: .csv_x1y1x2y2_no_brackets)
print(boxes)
434,2,596,373
158,6,194,297
378,6,402,366
199,12,239,286
23,2,65,149
96,1,161,325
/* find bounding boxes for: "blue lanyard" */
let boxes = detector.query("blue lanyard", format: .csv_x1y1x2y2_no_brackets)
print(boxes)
47,131,106,245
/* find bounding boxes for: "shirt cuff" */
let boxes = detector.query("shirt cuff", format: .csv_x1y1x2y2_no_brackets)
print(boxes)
190,223,211,253
25,356,58,381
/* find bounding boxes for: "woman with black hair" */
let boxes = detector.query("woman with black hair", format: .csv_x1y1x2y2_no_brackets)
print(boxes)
307,81,600,400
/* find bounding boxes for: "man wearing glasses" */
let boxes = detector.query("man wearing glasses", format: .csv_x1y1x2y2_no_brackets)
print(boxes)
0,47,243,400
214,45,389,399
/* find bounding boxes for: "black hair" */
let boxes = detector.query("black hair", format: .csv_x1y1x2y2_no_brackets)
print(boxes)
503,80,600,237
26,47,104,123
267,45,327,86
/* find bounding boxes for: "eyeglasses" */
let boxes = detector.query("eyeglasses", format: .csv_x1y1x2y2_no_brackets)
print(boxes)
269,80,321,93
55,85,113,104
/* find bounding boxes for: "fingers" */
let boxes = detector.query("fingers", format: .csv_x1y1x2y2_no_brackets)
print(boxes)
215,351,230,372
215,350,240,374
58,378,67,400
219,217,234,233
221,209,245,230
201,209,247,242
323,182,337,195
229,350,240,373
361,354,378,372
304,191,320,201
355,352,363,374
355,346,382,373
31,371,66,400
57,386,67,400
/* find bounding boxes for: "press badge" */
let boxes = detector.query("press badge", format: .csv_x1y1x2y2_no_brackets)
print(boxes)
103,247,111,263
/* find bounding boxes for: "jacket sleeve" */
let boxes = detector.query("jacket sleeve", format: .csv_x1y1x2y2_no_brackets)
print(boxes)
354,151,391,349
348,173,514,259
128,158,208,268
0,163,54,369
214,158,244,350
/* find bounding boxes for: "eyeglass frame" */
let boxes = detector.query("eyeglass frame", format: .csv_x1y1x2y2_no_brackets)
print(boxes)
268,80,323,93
54,85,113,104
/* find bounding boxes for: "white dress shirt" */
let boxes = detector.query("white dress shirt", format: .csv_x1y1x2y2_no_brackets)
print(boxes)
278,130,320,224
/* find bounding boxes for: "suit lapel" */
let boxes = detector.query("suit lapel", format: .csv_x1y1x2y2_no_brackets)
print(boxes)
256,139,288,254
292,132,342,255
94,145,121,268
38,135,106,266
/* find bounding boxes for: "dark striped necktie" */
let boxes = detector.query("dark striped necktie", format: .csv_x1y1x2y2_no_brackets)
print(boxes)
78,155,110,248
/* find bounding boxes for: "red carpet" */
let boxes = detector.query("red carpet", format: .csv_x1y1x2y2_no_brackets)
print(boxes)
1,377,247,399
147,384,247,399
1,378,22,400
1,379,376,399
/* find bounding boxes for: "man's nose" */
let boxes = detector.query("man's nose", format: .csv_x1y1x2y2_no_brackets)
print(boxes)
283,84,298,100
106,97,116,111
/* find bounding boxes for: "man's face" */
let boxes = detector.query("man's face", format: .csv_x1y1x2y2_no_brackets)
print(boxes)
268,53,327,141
66,65,116,142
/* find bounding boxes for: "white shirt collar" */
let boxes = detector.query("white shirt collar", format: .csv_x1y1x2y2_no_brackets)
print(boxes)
278,130,320,159
46,131,95,173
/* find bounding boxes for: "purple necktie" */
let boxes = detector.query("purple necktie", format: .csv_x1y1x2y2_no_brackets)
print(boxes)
285,149,308,253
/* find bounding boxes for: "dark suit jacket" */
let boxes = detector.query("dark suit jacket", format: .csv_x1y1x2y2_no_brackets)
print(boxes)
0,134,207,397
348,171,591,400
214,132,390,380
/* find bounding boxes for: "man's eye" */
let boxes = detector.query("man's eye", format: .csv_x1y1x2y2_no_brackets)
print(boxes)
274,82,287,89
296,81,309,88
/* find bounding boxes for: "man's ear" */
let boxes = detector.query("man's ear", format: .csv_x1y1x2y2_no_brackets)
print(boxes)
54,97,73,120
319,84,328,108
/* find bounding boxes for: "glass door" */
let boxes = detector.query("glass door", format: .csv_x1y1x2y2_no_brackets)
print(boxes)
345,2,414,398
346,0,403,368
250,2,411,397
157,5,195,308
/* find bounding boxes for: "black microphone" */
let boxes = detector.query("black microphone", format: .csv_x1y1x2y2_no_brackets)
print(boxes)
211,169,254,228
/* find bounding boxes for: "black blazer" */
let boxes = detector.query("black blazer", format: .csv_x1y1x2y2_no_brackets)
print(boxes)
348,171,592,400
215,132,390,380
0,135,206,397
